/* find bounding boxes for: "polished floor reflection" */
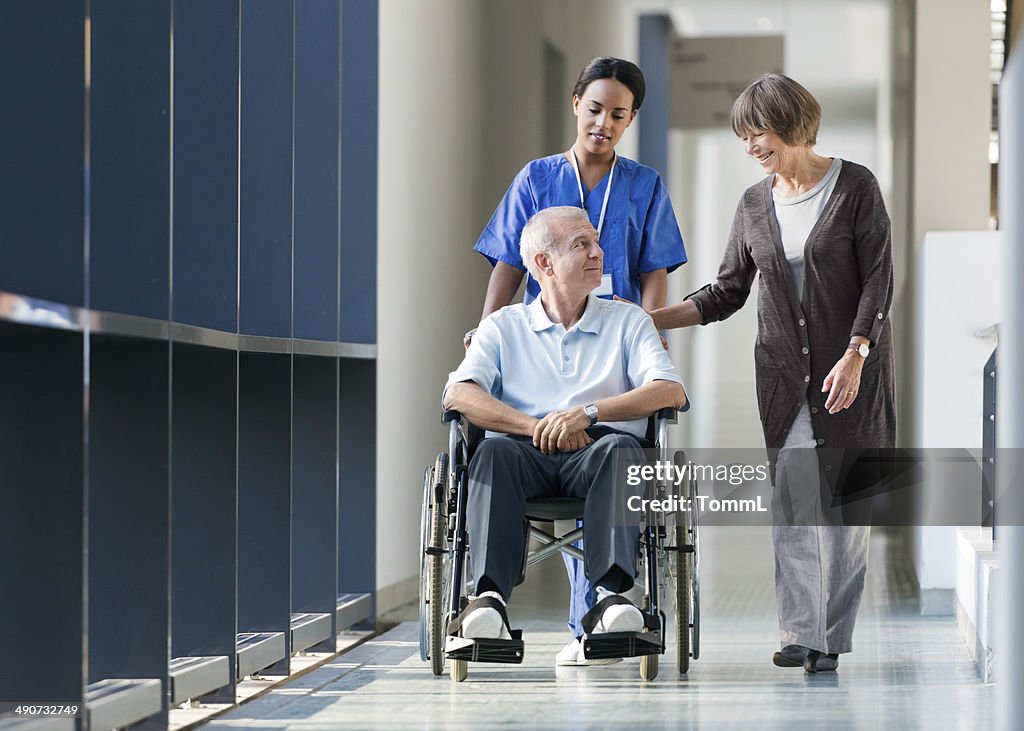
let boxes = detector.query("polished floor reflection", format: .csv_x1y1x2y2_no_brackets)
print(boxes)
202,527,994,730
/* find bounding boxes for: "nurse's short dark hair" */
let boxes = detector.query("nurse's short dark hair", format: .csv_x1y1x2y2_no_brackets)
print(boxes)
520,207,590,281
730,73,821,146
574,57,645,112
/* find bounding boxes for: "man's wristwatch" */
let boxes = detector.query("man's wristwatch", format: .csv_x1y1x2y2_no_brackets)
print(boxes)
583,403,599,426
848,342,870,358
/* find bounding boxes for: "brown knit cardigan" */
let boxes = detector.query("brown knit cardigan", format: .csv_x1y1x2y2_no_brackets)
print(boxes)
687,160,896,490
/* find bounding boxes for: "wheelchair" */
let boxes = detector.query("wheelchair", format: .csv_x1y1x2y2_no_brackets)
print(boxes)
419,407,701,682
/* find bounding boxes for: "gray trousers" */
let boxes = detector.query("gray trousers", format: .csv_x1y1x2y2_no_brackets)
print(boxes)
772,404,870,655
467,432,645,601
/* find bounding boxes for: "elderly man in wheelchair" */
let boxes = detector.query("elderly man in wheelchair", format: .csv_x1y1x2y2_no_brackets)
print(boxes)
437,205,687,679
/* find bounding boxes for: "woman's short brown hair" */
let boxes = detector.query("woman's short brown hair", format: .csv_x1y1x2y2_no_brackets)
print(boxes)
730,74,821,146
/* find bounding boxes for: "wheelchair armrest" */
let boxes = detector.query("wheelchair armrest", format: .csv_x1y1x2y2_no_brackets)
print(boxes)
656,406,679,423
442,409,462,424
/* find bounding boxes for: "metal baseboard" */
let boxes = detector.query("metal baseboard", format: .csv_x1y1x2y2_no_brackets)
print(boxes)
85,678,161,731
236,632,286,679
290,613,332,653
169,656,230,705
336,593,372,630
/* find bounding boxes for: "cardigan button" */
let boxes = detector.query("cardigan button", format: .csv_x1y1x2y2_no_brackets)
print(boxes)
811,407,819,414
798,318,806,326
804,375,810,383
877,312,883,319
802,347,809,355
817,438,825,446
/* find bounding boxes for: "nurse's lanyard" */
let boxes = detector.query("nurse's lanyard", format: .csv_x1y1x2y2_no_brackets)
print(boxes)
569,149,615,296
569,149,615,240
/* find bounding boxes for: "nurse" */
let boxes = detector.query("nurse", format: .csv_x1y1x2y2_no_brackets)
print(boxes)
467,57,687,666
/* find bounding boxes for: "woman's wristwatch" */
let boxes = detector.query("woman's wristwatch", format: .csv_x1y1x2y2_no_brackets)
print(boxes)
847,341,870,358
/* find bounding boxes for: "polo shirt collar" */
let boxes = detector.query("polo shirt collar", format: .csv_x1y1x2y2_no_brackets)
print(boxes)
528,293,604,334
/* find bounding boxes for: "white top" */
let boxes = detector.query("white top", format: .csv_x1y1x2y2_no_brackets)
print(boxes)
444,294,683,439
772,157,842,302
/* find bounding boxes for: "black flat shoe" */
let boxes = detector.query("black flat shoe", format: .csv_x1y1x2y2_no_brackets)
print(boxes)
773,644,810,667
804,651,839,673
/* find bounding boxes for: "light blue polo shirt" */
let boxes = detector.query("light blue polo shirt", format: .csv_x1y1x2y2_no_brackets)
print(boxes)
444,294,683,439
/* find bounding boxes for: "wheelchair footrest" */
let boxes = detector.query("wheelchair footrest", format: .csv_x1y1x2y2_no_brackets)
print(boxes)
582,631,662,659
445,635,525,664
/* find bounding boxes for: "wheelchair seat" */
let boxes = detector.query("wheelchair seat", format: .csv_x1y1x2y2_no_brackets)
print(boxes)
524,497,584,522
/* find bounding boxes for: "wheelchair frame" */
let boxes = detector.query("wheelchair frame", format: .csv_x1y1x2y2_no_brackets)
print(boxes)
419,408,700,682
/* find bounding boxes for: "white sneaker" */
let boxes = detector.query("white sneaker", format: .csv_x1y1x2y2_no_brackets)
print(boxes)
555,637,623,666
460,591,511,640
590,587,644,634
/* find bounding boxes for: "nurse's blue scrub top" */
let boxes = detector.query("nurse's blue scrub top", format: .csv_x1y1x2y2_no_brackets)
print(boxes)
474,153,687,304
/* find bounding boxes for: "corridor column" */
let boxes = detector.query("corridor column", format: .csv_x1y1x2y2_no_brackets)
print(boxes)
996,40,1024,731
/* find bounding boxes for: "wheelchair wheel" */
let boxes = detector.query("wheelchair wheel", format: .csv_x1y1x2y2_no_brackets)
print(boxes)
673,524,692,674
688,471,701,662
671,455,700,673
418,452,449,676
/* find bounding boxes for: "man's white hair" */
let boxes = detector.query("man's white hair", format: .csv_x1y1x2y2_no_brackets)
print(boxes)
519,206,590,281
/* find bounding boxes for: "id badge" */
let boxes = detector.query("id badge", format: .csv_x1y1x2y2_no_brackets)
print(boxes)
594,272,614,297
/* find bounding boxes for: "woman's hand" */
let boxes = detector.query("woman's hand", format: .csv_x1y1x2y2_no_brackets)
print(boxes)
821,351,864,414
614,296,668,349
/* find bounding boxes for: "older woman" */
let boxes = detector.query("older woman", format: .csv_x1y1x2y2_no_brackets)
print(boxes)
651,74,895,673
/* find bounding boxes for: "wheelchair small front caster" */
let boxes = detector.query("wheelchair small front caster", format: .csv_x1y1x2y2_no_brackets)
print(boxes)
640,652,659,681
451,658,468,682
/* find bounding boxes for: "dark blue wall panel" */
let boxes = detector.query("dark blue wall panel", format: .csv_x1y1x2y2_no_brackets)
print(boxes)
292,356,338,625
0,325,84,701
339,359,375,608
239,0,294,339
90,0,170,319
173,0,240,333
88,338,169,724
339,0,378,344
0,2,84,305
171,346,237,701
294,0,341,342
237,352,292,668
637,14,671,179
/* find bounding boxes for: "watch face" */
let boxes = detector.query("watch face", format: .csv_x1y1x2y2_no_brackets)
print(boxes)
858,344,870,358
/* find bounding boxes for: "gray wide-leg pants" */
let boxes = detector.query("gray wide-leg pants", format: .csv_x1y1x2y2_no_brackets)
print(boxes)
772,404,870,655
467,432,645,602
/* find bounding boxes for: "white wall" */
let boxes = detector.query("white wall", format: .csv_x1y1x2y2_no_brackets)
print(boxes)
913,232,1002,613
375,0,634,608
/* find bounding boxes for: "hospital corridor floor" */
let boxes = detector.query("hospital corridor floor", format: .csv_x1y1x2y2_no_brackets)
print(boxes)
200,526,994,730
